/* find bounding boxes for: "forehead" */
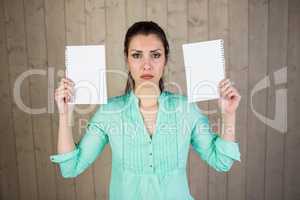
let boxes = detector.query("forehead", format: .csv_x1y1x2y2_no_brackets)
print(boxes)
128,34,164,51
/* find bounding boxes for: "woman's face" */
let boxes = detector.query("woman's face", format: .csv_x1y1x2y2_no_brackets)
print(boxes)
127,34,166,91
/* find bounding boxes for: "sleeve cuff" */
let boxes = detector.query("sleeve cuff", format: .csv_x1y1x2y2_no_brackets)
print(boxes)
50,148,80,163
215,137,241,162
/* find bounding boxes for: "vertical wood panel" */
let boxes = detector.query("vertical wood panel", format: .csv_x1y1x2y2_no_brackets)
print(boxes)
85,0,106,45
167,0,187,94
105,0,126,97
265,0,288,200
126,0,146,27
285,0,300,199
23,0,57,198
146,0,167,32
247,0,268,200
44,0,77,199
0,0,20,199
187,0,209,199
208,0,229,199
84,0,111,199
3,0,39,199
65,0,96,199
1,1,300,199
227,0,248,200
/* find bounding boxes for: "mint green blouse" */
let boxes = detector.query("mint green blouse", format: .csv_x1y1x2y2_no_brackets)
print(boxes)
50,90,241,200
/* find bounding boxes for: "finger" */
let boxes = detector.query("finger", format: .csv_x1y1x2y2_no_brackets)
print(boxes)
64,78,75,85
225,90,235,100
60,81,74,89
55,94,66,102
224,86,237,97
220,83,234,97
63,89,73,98
57,82,74,92
226,90,240,100
222,88,231,98
220,79,235,89
60,78,75,87
220,81,232,94
55,88,73,98
223,85,237,96
59,78,68,85
56,90,72,102
219,80,231,95
56,87,73,95
221,88,232,99
219,78,230,87
219,78,229,85
63,84,74,91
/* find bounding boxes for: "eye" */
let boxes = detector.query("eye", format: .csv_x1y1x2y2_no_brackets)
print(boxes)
151,53,161,59
131,53,142,59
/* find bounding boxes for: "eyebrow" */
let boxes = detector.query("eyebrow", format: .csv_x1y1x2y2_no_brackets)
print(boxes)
130,49,162,53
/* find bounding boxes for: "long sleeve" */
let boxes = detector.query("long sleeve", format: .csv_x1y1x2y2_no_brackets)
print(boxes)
190,103,241,172
50,107,109,178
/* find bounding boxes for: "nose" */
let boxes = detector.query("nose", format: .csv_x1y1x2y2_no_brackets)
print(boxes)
142,56,152,71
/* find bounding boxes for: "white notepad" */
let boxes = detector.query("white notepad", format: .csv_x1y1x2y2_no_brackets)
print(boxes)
182,39,225,102
65,45,107,104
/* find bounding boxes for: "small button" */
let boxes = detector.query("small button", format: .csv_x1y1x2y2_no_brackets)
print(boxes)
150,165,153,168
149,153,152,156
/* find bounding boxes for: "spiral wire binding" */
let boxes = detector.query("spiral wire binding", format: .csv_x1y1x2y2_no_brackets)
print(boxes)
65,46,75,103
220,39,225,72
65,46,68,68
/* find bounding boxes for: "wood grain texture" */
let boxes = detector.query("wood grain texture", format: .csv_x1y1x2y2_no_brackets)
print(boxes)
0,0,299,199
285,0,300,199
265,0,288,200
167,0,187,94
44,0,77,199
208,0,229,200
3,0,38,199
85,0,111,199
65,0,96,199
126,0,145,27
0,0,19,199
23,0,57,198
227,0,248,200
187,0,209,199
247,0,269,200
146,0,167,31
105,0,126,97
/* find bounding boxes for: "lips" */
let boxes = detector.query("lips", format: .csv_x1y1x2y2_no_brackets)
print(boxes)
140,74,154,79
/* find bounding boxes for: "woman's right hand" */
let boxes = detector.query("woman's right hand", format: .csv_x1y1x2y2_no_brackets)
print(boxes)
55,78,75,115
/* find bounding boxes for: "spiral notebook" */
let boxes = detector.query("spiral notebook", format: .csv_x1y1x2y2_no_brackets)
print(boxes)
65,45,107,104
182,39,225,102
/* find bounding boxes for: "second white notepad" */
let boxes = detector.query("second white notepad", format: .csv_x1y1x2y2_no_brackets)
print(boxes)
182,39,225,103
65,45,107,104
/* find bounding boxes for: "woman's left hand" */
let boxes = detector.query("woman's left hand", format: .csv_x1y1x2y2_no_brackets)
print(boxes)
218,78,241,115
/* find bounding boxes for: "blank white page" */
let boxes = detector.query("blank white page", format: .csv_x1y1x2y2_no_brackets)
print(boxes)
65,45,107,104
182,39,225,102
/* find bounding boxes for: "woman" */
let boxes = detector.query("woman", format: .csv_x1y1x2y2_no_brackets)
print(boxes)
51,21,241,200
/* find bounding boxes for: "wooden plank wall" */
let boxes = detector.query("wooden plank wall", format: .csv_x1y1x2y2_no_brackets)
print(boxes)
1,0,299,200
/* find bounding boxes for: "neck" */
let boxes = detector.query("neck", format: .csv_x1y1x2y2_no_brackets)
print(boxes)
134,86,161,108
